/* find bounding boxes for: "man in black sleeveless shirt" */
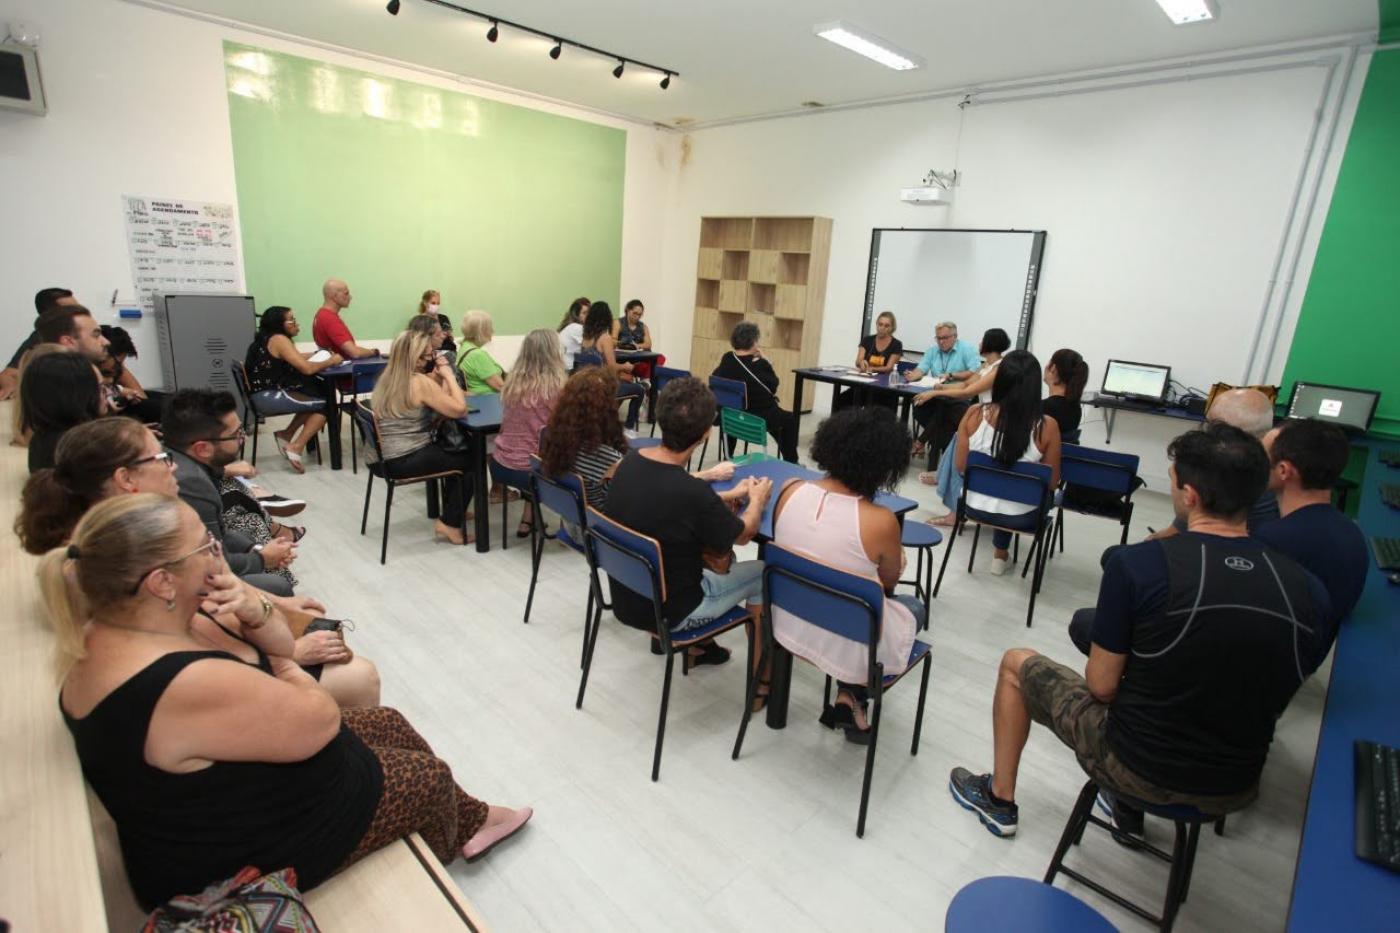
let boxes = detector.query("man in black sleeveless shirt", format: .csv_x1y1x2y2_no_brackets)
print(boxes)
949,423,1332,838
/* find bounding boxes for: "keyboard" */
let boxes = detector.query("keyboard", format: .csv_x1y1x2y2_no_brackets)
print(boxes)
1380,450,1400,467
1383,485,1400,510
1372,537,1400,571
1356,740,1400,873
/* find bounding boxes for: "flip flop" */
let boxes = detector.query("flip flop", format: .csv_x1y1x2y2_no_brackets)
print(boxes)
462,807,533,862
281,446,305,474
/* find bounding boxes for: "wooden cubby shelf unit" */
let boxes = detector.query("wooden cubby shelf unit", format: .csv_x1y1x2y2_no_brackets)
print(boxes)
689,215,832,410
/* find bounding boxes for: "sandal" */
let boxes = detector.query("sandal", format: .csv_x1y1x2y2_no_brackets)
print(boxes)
680,640,731,672
918,471,938,486
818,701,873,745
926,513,957,528
516,518,533,539
462,806,533,862
278,440,305,475
270,522,307,543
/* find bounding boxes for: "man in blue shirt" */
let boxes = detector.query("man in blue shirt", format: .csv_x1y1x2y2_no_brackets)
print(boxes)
1254,418,1370,636
905,321,982,465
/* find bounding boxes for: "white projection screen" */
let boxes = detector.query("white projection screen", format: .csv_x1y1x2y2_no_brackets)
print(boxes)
861,229,1047,357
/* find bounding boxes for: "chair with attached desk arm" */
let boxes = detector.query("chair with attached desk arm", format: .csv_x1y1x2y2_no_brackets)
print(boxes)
352,401,468,565
577,506,756,781
341,364,384,475
933,452,1056,627
231,360,324,468
730,543,933,837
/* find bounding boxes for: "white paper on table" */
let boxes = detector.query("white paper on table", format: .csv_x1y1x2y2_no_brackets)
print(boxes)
308,349,332,363
907,375,941,388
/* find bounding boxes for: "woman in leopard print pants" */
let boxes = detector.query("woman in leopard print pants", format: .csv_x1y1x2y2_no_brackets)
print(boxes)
338,707,532,867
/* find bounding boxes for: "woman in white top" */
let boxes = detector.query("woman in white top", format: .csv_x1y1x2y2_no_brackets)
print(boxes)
948,350,1061,575
557,296,589,370
771,407,921,744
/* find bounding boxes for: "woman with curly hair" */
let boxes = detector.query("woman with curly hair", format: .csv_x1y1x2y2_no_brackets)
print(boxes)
769,406,921,744
540,367,629,509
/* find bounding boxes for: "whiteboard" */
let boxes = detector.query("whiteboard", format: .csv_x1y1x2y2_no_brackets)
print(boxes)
123,195,244,311
861,229,1046,357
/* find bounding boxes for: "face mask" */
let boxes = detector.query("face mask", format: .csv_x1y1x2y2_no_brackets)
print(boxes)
427,303,440,313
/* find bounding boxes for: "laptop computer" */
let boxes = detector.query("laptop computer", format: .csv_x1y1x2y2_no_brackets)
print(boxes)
1285,382,1380,434
1101,359,1172,405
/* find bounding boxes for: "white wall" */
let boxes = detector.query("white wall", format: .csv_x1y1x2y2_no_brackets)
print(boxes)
0,0,677,385
658,50,1364,487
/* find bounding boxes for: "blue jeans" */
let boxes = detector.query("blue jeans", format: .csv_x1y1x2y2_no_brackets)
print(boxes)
488,458,533,494
964,505,1044,551
672,560,765,632
617,381,646,430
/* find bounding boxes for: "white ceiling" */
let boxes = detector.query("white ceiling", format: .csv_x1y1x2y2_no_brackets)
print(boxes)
146,0,1378,127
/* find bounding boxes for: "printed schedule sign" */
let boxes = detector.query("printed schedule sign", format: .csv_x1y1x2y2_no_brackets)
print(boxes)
123,196,244,309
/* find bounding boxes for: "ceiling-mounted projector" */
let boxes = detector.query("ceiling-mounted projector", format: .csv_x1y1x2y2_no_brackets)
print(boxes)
900,186,952,205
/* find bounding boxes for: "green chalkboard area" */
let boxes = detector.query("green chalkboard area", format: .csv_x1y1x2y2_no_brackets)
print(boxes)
224,42,625,338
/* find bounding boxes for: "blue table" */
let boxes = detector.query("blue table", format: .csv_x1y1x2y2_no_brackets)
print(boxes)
320,358,386,470
791,365,926,428
457,393,502,553
713,458,919,540
1287,440,1400,928
712,459,919,729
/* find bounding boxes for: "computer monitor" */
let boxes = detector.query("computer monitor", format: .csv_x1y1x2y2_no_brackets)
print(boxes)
1285,382,1380,433
1101,359,1171,404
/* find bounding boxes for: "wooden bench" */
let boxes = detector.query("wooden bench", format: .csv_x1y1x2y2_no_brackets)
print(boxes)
0,408,486,931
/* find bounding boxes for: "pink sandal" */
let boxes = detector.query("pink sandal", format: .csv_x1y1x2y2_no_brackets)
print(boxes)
462,806,533,862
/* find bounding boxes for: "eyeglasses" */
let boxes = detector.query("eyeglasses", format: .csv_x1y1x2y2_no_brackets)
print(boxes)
127,530,223,596
201,427,246,442
935,334,956,342
126,451,173,469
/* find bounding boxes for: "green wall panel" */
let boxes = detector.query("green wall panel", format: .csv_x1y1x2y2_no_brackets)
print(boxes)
1280,45,1400,437
224,42,625,338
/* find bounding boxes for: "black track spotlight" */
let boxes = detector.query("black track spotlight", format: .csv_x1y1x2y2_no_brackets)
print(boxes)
386,0,400,14
613,60,625,79
660,72,671,90
486,20,499,42
549,40,562,60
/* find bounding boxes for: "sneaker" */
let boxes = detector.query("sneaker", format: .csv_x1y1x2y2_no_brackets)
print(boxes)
255,494,307,517
1096,790,1146,848
949,767,1019,837
989,557,1009,576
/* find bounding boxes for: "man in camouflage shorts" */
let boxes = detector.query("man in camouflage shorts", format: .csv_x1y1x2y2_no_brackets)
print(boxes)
949,424,1332,839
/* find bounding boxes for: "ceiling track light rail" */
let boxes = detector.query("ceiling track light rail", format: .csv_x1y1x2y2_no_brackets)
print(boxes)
388,0,679,88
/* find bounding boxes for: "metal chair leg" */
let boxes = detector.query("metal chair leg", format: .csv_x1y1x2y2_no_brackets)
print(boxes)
576,598,603,708
360,472,373,535
651,652,676,781
251,424,259,466
1159,821,1192,931
855,689,883,838
1045,780,1099,884
967,523,982,572
731,618,760,760
380,483,394,565
933,517,960,597
523,513,543,623
910,653,932,753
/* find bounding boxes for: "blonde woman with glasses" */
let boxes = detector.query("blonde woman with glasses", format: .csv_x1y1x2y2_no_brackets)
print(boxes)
47,494,530,911
370,329,474,545
492,328,567,538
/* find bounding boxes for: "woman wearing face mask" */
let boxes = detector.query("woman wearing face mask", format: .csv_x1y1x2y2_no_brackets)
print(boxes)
417,289,456,354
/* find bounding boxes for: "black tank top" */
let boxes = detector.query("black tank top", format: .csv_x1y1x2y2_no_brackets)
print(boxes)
1106,534,1325,796
61,641,383,909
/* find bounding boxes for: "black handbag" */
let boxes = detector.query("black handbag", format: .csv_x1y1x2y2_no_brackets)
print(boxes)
433,418,470,453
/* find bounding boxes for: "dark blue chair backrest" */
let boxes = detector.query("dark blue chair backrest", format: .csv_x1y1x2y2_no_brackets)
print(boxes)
708,374,747,412
896,359,920,374
763,543,884,647
964,451,1053,509
1060,444,1140,496
531,455,587,530
585,506,665,604
351,401,381,458
653,366,690,392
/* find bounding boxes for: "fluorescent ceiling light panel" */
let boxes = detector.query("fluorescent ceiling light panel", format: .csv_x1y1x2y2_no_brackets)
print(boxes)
813,21,924,71
1153,0,1219,25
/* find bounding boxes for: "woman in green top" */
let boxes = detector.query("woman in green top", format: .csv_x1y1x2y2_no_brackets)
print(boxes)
457,309,506,395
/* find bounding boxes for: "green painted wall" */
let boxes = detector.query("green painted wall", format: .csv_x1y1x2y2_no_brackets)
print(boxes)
1280,38,1400,438
223,42,625,338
